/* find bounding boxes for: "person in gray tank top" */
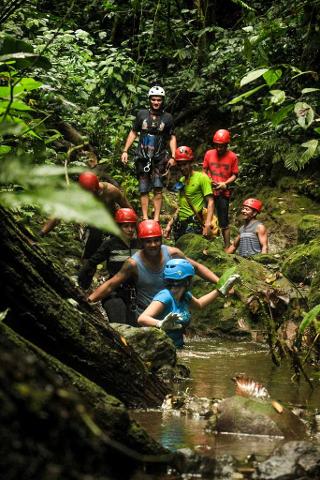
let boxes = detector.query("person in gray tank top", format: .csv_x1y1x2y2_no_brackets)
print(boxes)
88,220,220,319
226,198,268,257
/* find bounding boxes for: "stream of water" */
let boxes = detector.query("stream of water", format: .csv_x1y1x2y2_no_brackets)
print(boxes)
131,338,319,461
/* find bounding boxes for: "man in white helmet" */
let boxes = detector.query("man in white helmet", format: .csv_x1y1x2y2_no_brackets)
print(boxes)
121,85,177,222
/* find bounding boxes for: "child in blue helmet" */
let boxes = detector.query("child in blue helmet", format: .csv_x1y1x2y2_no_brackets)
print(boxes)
137,259,240,348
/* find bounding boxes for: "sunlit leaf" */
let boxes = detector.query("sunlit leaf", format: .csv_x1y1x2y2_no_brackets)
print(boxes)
270,89,286,105
300,139,319,166
301,88,320,94
0,185,120,236
0,52,51,70
0,145,11,154
299,304,320,334
294,102,314,129
263,69,282,87
240,68,269,87
228,85,266,105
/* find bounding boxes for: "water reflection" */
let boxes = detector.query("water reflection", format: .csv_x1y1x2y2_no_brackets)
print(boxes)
131,339,320,460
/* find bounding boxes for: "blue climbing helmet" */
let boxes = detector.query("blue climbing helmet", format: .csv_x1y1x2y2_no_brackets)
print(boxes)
164,259,195,282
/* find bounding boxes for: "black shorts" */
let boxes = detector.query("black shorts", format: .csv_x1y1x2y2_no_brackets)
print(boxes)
215,195,230,229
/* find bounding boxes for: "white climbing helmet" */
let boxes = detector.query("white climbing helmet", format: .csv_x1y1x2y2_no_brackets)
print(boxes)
148,85,165,97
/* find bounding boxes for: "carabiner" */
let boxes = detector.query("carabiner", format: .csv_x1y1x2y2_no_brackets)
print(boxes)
143,160,152,173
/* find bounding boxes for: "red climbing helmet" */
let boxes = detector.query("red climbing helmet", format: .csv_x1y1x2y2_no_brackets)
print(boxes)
114,208,138,224
138,220,162,239
243,198,263,212
175,146,194,162
79,171,99,191
213,129,231,144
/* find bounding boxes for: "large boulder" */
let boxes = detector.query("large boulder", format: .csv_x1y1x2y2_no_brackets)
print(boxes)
253,441,320,480
111,324,190,384
281,239,320,284
176,234,305,338
297,214,320,244
215,396,307,438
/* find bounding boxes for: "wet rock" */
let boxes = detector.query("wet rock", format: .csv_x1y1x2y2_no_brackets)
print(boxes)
253,441,320,479
111,324,190,384
173,449,235,479
162,393,219,419
215,396,307,438
281,239,320,285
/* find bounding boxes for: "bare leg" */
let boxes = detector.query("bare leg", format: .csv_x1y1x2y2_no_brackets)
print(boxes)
140,193,149,220
153,188,162,222
222,227,230,248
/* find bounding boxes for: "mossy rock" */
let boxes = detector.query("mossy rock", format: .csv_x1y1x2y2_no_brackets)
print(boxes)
297,214,320,244
216,396,306,438
281,239,320,284
177,234,303,336
111,323,177,371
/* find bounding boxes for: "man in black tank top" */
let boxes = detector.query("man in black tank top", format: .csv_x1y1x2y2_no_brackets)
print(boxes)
121,86,177,222
226,198,268,257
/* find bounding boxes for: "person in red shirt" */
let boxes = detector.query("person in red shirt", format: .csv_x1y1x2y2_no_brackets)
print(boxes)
203,129,239,248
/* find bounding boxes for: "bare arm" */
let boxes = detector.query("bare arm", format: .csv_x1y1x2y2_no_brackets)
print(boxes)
121,130,138,164
111,185,132,208
88,259,136,302
167,134,177,167
257,224,268,253
189,289,220,310
164,207,179,239
203,195,214,237
169,246,219,284
137,301,165,327
225,234,240,254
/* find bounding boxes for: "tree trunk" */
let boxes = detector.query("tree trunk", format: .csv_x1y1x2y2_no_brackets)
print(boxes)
0,207,169,408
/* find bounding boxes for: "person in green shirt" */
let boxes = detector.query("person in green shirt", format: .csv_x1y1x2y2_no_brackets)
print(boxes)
164,146,214,241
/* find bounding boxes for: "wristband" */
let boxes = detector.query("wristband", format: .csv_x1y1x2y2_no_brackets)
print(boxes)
122,150,128,153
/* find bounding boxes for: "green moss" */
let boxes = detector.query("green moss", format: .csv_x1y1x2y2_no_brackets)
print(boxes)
297,214,320,244
281,240,320,284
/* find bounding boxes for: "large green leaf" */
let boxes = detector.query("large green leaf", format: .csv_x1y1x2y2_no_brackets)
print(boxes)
0,36,34,54
0,185,120,236
240,68,269,87
299,305,320,334
263,68,282,87
270,89,286,105
228,84,266,105
0,53,51,70
271,104,294,126
294,102,314,129
301,88,320,94
300,139,319,167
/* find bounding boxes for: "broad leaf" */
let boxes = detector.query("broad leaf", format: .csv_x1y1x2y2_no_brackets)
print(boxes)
300,139,319,166
271,104,294,126
0,36,34,54
263,69,282,87
270,89,286,105
0,53,51,70
0,185,120,236
299,305,320,334
228,85,266,105
240,68,269,87
294,102,314,129
301,88,320,94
